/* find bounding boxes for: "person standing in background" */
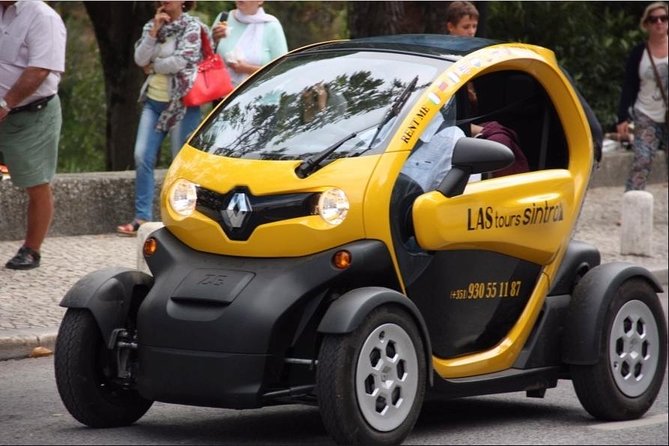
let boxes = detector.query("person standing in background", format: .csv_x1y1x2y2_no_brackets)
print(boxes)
445,1,479,37
617,2,668,192
117,1,204,236
0,0,67,270
211,1,288,89
445,0,603,165
445,2,480,114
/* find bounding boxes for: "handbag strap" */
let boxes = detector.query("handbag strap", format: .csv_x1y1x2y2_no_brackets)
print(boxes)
646,43,668,108
199,26,214,59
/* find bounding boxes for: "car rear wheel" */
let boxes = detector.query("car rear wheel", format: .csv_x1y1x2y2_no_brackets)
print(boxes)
571,279,667,420
54,309,153,427
317,305,426,445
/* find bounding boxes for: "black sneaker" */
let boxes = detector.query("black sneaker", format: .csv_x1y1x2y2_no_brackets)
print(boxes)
5,246,41,270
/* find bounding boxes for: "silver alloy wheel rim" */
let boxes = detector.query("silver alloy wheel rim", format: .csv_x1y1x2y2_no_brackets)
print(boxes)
355,323,419,432
608,299,660,397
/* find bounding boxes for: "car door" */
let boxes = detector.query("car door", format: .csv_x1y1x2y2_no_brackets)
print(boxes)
388,58,593,379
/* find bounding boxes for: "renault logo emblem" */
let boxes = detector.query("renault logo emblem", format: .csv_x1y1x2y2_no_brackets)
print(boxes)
222,192,252,229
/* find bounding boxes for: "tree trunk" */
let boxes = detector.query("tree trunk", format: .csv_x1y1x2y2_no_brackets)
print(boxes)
347,1,404,38
475,2,489,38
84,2,153,171
348,1,452,37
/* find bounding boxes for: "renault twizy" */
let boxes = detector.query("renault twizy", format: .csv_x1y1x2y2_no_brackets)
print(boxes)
55,35,667,445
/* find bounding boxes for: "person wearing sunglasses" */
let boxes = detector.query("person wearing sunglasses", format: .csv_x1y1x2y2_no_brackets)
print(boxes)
616,2,668,192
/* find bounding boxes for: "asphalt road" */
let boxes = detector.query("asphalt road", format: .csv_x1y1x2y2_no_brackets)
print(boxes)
0,356,666,445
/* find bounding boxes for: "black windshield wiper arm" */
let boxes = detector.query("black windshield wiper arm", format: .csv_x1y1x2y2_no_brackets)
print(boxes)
295,76,419,177
382,75,419,129
364,75,419,154
295,132,358,178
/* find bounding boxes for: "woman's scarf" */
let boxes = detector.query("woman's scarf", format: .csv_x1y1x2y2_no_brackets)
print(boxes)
232,7,278,69
137,13,203,131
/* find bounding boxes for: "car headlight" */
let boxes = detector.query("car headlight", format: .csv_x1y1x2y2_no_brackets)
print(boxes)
169,179,198,217
317,188,349,225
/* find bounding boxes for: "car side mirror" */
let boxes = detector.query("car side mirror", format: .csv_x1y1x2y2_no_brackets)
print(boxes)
436,137,515,198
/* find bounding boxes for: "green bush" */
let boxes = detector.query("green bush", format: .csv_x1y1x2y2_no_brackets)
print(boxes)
487,1,646,131
55,1,347,173
57,3,106,172
54,1,648,172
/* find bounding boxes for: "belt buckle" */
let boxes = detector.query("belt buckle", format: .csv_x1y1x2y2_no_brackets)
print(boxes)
8,95,54,114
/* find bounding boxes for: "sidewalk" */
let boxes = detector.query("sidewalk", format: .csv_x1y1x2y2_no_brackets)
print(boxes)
0,183,667,361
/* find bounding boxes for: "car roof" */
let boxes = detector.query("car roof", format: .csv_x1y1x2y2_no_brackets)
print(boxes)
296,34,500,59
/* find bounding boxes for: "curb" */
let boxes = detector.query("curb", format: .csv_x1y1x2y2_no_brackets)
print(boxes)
1,267,666,362
0,327,57,361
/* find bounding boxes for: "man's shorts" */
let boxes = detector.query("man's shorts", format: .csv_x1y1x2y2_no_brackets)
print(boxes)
0,95,61,188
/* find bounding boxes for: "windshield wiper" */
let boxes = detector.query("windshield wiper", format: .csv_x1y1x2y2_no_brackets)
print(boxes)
295,76,419,178
295,132,358,178
363,75,419,154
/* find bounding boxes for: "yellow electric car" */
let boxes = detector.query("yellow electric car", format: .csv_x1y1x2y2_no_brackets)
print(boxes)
55,35,666,445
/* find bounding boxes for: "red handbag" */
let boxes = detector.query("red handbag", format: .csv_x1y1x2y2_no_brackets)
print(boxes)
182,27,234,107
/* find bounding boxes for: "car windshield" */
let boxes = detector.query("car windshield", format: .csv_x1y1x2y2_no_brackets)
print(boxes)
189,50,449,160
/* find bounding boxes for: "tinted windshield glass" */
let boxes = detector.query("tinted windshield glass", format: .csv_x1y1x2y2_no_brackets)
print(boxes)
189,50,449,160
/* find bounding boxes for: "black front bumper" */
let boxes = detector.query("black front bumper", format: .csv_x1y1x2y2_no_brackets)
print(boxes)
134,228,397,408
138,345,277,408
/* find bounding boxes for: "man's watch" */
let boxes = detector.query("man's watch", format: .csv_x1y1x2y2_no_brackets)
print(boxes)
0,98,10,113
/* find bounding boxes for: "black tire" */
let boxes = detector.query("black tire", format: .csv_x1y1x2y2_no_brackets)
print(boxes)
317,305,426,445
54,309,153,427
571,278,667,420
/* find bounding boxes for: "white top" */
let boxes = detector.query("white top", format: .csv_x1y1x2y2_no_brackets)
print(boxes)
635,49,668,123
213,10,288,87
0,1,67,106
135,35,184,75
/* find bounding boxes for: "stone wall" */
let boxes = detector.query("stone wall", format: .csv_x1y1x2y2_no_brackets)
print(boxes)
590,149,667,188
0,150,666,241
0,170,164,241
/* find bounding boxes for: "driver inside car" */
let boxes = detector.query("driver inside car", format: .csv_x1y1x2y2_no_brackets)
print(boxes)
401,98,481,192
301,82,347,124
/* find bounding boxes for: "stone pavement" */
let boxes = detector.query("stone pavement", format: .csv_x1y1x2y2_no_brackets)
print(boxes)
0,183,667,360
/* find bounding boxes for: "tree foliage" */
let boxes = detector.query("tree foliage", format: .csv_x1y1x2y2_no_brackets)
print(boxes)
55,1,649,172
486,1,646,130
53,3,106,172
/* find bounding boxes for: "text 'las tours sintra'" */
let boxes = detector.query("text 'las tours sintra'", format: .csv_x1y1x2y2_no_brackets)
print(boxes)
467,201,564,231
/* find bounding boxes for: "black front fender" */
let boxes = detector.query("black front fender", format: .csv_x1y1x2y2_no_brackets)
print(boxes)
60,267,154,346
318,286,434,385
562,262,663,365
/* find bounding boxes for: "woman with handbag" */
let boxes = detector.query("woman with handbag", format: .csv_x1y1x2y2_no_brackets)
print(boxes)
210,1,288,90
117,0,204,236
616,2,668,192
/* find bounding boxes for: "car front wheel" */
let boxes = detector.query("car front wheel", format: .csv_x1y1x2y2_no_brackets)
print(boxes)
54,309,153,427
317,305,426,445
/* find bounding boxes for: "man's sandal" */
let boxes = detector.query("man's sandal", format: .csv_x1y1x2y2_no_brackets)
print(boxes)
116,219,146,237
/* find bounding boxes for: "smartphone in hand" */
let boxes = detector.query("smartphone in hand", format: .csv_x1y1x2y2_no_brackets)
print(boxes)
216,12,231,39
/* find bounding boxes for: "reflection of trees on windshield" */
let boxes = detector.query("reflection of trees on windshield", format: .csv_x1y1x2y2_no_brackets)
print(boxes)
193,70,414,160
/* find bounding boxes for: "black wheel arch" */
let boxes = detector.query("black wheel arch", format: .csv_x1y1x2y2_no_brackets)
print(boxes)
317,286,434,385
562,262,664,365
548,240,601,295
60,267,154,347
